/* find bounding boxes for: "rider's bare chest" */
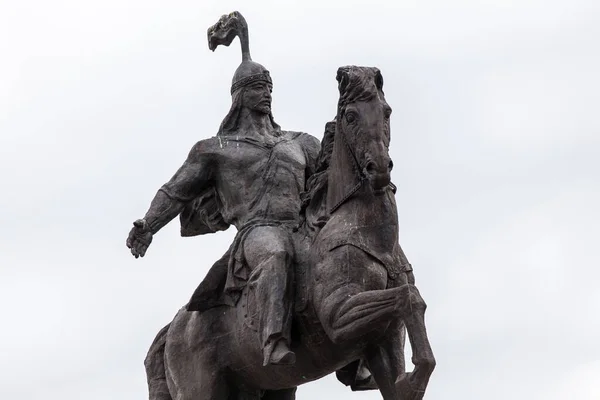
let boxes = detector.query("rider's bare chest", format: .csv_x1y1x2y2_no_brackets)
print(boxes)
213,137,307,178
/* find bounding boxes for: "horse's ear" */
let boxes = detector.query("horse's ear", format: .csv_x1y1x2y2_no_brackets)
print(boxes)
374,68,384,91
336,67,350,93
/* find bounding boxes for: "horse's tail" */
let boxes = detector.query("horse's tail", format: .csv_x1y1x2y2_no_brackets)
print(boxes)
144,323,173,400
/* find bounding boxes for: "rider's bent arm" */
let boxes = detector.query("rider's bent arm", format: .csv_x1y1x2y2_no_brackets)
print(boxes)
142,141,215,234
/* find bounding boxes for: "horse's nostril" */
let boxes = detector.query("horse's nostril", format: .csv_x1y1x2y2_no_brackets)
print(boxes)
365,161,377,174
388,160,394,171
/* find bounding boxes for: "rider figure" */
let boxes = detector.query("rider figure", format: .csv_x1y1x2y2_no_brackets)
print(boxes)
126,18,320,366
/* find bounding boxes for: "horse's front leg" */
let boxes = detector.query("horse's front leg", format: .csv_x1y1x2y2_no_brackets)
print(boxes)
363,321,406,400
314,245,405,344
394,271,436,400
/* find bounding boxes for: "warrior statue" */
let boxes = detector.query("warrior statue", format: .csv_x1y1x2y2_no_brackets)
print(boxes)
127,12,373,383
128,11,434,400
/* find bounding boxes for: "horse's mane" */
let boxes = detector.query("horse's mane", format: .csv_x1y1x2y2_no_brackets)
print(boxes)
299,119,336,234
301,120,335,205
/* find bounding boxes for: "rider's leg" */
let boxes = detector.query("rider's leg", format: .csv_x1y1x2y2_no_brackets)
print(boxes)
244,226,295,366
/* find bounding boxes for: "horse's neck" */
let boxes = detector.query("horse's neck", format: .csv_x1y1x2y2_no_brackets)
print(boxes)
326,129,363,213
333,189,398,228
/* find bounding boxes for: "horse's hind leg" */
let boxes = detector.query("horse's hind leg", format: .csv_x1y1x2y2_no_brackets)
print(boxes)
144,323,173,400
166,352,229,400
164,316,229,400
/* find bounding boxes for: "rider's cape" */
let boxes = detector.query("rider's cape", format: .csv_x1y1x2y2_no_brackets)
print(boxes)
179,186,234,312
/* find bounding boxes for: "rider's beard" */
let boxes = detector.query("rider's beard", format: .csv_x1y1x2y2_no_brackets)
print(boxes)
252,100,271,115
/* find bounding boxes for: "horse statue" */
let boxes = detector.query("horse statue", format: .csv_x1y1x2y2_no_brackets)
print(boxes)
144,65,435,400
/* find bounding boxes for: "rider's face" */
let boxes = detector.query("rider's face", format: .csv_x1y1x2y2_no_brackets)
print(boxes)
242,82,273,114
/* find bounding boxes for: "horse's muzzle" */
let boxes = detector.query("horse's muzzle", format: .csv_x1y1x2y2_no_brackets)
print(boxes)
364,159,392,192
367,172,391,193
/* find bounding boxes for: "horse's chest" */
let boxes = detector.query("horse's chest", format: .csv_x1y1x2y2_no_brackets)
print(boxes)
362,258,389,289
318,223,403,282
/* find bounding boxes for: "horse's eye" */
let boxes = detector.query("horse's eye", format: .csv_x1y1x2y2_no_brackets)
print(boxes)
345,112,357,123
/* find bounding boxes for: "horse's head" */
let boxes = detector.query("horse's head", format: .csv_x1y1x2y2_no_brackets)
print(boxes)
336,66,393,193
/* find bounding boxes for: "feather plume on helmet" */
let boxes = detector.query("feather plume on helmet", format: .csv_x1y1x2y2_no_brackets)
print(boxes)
207,11,273,95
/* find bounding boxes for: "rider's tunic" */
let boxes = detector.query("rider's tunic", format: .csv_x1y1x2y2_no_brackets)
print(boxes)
159,131,320,312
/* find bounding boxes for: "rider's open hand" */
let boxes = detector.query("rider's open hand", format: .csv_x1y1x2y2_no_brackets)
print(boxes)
126,219,153,258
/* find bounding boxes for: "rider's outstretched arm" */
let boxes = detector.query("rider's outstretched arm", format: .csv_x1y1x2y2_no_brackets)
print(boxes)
143,141,215,234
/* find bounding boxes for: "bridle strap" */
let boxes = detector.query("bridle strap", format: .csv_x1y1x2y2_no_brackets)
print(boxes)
329,122,367,214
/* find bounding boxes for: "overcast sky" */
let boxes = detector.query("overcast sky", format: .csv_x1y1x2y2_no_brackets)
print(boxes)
1,0,599,399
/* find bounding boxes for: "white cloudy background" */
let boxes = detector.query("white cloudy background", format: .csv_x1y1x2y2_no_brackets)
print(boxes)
1,0,598,398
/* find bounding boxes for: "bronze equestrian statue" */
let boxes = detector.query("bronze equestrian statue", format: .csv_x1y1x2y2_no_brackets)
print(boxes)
127,11,435,400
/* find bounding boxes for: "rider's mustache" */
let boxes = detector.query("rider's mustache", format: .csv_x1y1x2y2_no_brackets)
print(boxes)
251,98,271,108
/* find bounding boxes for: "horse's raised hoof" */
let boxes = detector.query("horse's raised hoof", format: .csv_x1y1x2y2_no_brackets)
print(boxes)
395,373,425,400
269,341,296,365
